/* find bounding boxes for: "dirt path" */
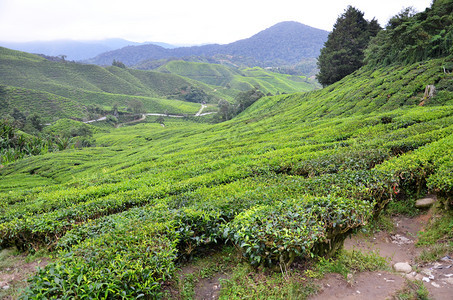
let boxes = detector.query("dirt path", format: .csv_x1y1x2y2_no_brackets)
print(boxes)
81,104,215,126
0,250,50,299
310,212,453,300
195,104,207,116
115,114,146,128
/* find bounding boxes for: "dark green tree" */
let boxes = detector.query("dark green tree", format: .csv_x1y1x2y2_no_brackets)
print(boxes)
28,113,43,132
217,99,233,122
235,88,264,114
365,1,453,66
112,59,127,68
11,108,26,129
127,99,145,114
316,6,381,86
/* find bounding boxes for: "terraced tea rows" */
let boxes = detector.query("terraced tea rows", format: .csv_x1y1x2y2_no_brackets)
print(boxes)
1,56,452,298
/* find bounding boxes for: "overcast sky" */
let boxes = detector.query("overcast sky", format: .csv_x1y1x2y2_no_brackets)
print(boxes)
0,0,433,45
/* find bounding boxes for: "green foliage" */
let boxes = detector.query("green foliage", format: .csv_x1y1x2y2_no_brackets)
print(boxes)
235,88,265,114
417,211,453,250
0,47,209,118
112,59,126,69
0,47,321,123
224,196,373,267
313,249,389,279
156,61,320,95
21,221,178,299
365,0,453,66
215,88,265,122
220,263,317,300
127,99,145,114
0,50,452,298
394,280,431,300
317,6,381,86
0,119,57,164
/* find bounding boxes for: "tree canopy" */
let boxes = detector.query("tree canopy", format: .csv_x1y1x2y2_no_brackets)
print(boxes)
364,0,453,66
316,6,381,86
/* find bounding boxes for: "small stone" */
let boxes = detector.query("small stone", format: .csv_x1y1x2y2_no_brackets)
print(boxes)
391,234,413,245
421,269,434,278
431,282,440,288
415,197,436,208
423,277,430,283
404,273,415,281
443,278,453,285
2,285,9,290
415,274,424,281
433,262,443,269
394,262,412,274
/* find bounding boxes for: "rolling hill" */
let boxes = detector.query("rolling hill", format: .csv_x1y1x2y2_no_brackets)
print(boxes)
156,60,320,94
0,47,320,121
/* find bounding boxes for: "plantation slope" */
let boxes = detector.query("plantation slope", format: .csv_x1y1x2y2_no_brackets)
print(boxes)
0,47,222,104
0,58,452,298
0,47,321,114
156,61,320,94
240,58,453,121
0,85,89,122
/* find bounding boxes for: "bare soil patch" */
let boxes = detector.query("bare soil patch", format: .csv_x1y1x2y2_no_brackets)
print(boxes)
0,249,50,299
310,212,453,300
195,272,229,300
310,271,405,300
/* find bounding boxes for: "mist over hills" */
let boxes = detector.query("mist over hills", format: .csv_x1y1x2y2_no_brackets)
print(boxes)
0,39,177,61
85,22,329,70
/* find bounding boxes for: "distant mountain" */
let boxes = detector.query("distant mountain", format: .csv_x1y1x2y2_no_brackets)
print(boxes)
85,22,329,70
0,39,177,61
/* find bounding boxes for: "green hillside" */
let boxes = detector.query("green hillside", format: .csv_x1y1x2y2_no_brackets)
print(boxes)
0,85,89,121
0,53,452,297
0,47,322,122
1,2,452,297
0,47,199,98
156,61,319,94
0,47,208,119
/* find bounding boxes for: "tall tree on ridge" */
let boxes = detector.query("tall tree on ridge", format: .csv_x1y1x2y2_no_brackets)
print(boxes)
316,6,381,86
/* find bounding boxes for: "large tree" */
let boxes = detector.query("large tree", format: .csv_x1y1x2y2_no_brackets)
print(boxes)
316,6,381,86
365,0,453,66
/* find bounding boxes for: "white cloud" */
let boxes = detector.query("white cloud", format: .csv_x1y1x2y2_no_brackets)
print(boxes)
0,0,433,44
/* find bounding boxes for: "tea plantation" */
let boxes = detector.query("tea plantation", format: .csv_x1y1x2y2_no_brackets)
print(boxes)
0,47,319,123
0,53,452,298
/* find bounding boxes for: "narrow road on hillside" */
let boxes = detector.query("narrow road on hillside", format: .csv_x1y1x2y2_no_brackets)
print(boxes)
77,103,215,125
195,104,207,116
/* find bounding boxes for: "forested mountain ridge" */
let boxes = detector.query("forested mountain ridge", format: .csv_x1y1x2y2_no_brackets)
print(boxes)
0,39,177,61
84,21,328,71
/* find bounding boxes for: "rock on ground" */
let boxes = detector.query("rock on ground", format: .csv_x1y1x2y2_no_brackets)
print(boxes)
415,197,436,208
393,262,412,274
